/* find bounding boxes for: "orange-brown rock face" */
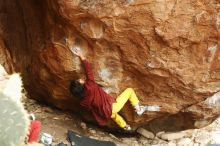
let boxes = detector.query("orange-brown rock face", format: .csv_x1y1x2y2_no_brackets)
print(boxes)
0,0,219,132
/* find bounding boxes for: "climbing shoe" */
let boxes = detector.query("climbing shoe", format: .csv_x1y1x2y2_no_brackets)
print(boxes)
123,125,131,131
136,105,148,115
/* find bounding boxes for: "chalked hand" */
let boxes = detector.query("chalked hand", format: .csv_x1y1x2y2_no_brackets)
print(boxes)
71,47,81,56
70,46,85,60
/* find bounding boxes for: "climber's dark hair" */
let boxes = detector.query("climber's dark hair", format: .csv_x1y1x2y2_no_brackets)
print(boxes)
69,80,85,99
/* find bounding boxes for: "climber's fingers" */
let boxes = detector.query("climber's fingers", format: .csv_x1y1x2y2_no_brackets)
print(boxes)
70,47,81,56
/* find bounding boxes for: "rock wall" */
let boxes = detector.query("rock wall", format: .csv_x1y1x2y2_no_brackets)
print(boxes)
0,0,219,131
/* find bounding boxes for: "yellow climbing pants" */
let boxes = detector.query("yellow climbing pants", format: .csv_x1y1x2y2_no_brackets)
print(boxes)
111,88,139,128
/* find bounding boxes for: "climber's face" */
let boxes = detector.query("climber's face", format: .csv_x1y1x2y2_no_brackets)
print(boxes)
78,78,85,85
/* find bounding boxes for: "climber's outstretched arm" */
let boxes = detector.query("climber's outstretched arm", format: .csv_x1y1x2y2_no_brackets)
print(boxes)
70,47,94,81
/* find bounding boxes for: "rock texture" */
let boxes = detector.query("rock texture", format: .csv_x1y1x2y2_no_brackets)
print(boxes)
0,0,219,131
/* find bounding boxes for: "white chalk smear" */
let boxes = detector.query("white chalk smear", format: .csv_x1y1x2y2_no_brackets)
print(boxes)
208,45,217,52
204,91,220,107
99,68,111,79
208,45,218,62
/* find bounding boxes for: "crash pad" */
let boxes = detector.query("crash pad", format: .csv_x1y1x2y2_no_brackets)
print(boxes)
67,130,116,146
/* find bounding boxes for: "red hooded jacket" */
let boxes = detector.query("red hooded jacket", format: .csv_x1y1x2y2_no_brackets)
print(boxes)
80,60,115,126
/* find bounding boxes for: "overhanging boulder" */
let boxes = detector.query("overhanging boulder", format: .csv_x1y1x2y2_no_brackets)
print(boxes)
0,0,219,131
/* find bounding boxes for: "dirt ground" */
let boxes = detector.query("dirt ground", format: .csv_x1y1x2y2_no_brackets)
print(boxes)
23,97,143,146
24,97,220,146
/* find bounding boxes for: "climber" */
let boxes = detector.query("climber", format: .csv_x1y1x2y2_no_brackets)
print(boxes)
27,114,41,143
69,47,160,130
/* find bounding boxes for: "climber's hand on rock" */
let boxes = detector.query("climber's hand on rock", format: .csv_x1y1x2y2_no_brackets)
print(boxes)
71,47,85,60
71,47,81,56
